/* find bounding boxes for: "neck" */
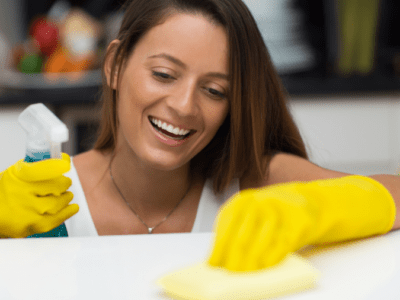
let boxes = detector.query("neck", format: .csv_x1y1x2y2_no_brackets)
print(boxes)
108,147,192,221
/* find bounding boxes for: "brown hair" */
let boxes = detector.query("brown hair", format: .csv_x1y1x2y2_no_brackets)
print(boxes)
93,0,308,193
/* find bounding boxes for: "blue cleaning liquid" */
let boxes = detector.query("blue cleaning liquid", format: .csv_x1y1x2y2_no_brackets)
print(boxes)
25,151,68,238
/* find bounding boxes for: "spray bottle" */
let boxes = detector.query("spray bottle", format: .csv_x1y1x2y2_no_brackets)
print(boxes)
18,103,70,237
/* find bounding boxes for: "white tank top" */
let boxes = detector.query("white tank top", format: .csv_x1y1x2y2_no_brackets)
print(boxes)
64,158,240,237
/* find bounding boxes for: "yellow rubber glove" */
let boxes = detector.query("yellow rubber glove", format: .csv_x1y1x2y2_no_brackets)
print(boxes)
0,153,79,238
208,175,396,272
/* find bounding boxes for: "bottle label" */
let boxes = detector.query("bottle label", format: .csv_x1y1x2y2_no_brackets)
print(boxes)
24,152,51,162
27,223,68,238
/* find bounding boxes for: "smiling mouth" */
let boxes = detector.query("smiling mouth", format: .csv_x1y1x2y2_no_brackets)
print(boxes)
149,117,196,140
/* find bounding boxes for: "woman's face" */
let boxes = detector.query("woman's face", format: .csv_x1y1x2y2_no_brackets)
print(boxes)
110,13,230,171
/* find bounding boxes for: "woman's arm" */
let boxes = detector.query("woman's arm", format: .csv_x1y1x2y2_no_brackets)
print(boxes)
368,174,400,230
212,152,397,271
244,152,400,231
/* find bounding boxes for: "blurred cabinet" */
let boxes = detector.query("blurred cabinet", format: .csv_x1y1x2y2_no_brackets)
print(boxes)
281,0,400,95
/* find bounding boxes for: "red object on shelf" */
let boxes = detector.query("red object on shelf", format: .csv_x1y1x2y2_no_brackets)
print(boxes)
29,17,60,57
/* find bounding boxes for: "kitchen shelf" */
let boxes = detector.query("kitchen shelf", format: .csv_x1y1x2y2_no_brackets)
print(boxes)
0,70,102,105
2,72,400,105
281,73,400,96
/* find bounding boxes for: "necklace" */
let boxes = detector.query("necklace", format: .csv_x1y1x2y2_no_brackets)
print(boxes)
109,162,190,234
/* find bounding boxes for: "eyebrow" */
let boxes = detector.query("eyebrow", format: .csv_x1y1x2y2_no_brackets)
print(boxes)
148,53,229,81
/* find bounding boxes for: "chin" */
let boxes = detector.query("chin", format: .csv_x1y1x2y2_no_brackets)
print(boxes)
144,155,189,172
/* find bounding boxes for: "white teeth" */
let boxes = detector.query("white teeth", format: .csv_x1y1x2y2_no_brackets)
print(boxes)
178,129,185,135
150,117,191,136
172,127,180,135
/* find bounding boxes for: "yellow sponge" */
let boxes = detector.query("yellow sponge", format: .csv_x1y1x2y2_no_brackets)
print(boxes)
157,253,320,300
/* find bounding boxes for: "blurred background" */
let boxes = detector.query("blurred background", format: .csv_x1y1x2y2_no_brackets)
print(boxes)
0,0,400,175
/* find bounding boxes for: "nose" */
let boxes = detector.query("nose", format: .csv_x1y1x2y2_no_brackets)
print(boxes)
166,82,199,117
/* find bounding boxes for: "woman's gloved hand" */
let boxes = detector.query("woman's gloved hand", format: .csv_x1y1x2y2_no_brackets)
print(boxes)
208,175,396,272
0,153,79,238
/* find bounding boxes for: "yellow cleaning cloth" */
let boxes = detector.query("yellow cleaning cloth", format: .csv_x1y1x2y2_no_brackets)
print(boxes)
157,253,320,300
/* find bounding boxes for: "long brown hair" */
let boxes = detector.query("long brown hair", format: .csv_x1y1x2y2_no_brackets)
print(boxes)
93,0,308,193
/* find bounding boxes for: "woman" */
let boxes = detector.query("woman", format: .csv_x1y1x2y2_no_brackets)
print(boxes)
1,0,399,272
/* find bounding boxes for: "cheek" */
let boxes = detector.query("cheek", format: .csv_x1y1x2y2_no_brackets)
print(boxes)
204,102,229,135
117,78,153,126
116,83,143,140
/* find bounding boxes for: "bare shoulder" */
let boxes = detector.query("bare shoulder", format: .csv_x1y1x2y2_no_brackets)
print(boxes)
72,149,111,190
73,149,110,168
240,152,350,190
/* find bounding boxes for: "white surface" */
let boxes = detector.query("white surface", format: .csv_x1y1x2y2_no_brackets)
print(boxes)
0,230,400,299
288,95,400,175
0,106,27,171
289,97,392,163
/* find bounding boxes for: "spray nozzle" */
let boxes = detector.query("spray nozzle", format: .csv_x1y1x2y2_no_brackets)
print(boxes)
18,103,68,160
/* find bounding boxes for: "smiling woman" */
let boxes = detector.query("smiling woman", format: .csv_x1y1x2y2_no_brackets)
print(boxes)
94,0,307,192
61,0,308,238
2,0,398,281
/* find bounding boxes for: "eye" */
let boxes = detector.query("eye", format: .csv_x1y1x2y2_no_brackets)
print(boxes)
207,88,226,99
152,71,173,80
152,71,227,99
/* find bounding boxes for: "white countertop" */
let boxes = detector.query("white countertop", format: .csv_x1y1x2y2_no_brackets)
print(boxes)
0,230,400,300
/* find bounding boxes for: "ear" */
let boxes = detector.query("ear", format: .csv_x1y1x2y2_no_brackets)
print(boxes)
104,39,121,90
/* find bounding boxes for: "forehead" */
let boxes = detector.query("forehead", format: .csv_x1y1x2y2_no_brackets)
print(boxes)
131,13,229,74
